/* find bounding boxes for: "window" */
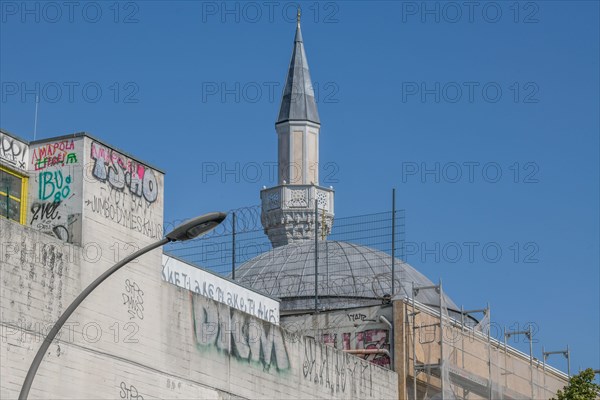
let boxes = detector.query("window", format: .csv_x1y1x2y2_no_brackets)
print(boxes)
0,166,27,224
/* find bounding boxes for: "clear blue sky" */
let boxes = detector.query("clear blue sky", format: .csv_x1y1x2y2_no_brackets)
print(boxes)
1,1,598,377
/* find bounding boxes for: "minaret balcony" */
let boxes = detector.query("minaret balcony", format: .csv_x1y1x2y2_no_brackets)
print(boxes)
260,184,335,247
261,184,334,214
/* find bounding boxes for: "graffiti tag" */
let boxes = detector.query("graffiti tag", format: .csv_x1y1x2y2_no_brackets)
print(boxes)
0,132,27,170
90,141,158,203
119,382,143,400
122,279,144,320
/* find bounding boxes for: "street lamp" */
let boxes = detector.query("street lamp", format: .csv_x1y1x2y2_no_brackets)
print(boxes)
18,212,227,400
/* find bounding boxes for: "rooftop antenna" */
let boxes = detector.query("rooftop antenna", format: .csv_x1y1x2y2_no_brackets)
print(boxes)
33,95,39,140
297,7,301,26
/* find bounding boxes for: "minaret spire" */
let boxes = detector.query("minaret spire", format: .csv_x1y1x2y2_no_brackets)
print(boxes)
277,9,319,125
260,21,335,248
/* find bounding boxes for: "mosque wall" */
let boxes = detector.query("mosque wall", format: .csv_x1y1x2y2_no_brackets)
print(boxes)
281,305,393,370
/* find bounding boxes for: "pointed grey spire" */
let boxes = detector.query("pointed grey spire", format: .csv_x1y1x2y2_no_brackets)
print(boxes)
276,16,320,125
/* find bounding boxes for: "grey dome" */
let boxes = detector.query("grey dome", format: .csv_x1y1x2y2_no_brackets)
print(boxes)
234,240,457,313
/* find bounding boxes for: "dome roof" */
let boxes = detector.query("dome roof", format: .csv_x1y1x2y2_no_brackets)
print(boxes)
234,240,458,313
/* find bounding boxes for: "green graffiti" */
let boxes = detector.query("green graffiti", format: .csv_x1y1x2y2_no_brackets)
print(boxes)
38,171,72,202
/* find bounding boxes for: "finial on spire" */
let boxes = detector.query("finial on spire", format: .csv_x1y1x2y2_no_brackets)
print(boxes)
297,7,301,26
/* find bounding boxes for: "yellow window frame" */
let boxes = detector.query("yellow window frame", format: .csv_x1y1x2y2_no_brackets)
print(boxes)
0,165,28,225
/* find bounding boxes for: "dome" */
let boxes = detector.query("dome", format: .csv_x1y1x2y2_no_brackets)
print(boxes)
234,240,458,313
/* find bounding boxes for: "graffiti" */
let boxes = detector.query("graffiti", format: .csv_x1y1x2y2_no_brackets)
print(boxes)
27,139,82,244
0,132,27,170
86,190,162,239
301,339,376,396
284,308,392,369
322,329,390,368
347,313,368,322
90,141,158,203
38,170,72,202
162,255,280,324
31,140,77,170
357,330,389,367
30,201,61,224
192,295,290,371
33,152,77,170
29,202,79,243
119,382,143,400
122,279,144,320
29,201,70,242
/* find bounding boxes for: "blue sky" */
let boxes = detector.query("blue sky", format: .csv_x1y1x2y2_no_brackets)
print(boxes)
1,1,598,376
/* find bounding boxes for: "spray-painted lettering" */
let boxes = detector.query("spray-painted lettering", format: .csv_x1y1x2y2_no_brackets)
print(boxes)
31,139,77,170
90,141,158,203
119,382,143,400
38,171,72,202
0,132,27,170
122,279,144,320
192,296,290,371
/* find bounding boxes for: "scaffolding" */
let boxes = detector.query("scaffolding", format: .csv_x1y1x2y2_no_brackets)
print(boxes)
407,285,569,400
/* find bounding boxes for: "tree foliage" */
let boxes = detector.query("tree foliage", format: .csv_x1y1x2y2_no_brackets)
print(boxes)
551,368,600,400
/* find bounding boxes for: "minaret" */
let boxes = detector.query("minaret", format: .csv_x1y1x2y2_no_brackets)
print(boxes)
261,10,334,248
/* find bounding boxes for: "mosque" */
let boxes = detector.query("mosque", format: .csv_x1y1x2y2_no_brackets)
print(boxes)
229,13,571,399
0,11,573,400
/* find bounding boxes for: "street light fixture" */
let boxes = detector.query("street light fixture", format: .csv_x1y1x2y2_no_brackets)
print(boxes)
18,212,227,400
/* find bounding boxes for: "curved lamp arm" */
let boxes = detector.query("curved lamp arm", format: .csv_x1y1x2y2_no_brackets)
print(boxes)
19,237,169,400
19,211,227,400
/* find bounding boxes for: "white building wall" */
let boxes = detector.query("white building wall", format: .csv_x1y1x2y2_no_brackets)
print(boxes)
1,216,398,399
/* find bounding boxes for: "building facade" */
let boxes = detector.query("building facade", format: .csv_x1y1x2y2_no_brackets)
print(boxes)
0,128,398,399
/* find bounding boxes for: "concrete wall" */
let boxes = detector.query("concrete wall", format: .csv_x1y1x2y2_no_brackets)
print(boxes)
281,305,393,369
28,137,84,244
0,218,398,399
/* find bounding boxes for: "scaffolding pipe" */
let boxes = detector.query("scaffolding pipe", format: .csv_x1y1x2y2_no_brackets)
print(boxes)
505,328,534,399
439,280,445,400
314,199,318,313
544,347,571,378
486,304,492,400
542,345,547,393
412,283,443,400
391,188,396,296
379,315,394,371
568,345,571,377
504,327,508,392
231,212,236,280
412,282,417,400
529,325,534,400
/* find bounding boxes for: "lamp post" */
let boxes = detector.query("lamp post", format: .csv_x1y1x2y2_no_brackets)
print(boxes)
18,212,227,400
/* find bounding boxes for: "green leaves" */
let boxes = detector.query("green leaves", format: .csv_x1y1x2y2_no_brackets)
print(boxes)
552,369,600,400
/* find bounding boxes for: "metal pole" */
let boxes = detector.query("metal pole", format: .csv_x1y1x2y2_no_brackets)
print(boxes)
504,327,508,391
231,212,236,280
529,325,534,400
460,305,466,400
439,280,445,400
380,316,394,371
391,188,396,296
567,345,571,377
542,346,547,395
314,199,318,313
19,237,170,400
412,282,417,400
487,304,493,400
